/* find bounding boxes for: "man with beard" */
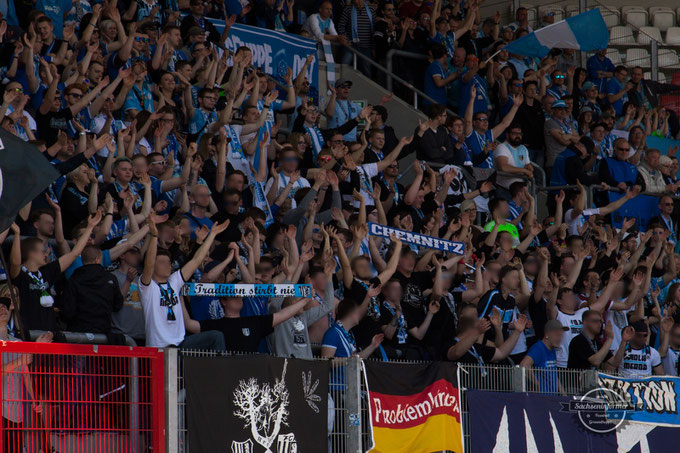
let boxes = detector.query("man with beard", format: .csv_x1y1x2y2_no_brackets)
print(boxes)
494,123,533,193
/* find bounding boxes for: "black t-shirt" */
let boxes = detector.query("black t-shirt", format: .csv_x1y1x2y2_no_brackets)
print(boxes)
60,183,90,239
40,39,64,56
378,300,410,348
16,260,62,332
528,292,549,340
394,270,432,345
199,314,274,353
477,288,518,342
345,279,380,350
36,108,73,146
568,333,611,370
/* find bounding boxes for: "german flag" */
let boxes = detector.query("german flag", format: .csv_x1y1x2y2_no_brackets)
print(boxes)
365,361,463,453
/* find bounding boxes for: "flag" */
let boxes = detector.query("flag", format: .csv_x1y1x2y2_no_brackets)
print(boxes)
467,389,680,452
365,361,463,453
184,355,329,453
0,129,60,232
504,9,609,58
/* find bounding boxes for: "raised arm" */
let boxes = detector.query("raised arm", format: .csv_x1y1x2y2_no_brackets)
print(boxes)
377,236,403,284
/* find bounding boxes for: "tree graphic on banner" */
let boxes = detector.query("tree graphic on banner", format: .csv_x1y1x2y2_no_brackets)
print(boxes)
233,360,291,453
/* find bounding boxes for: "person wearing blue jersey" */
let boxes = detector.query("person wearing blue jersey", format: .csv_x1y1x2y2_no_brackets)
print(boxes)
464,84,522,169
521,320,567,394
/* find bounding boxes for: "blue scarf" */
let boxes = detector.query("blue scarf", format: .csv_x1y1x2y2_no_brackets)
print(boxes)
351,3,373,43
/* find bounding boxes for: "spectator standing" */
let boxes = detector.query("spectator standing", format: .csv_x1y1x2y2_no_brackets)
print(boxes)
61,245,124,334
607,66,632,116
520,320,566,394
424,44,458,106
303,1,347,45
543,99,580,175
337,0,376,77
586,48,614,94
659,317,680,375
326,79,361,141
494,123,533,190
619,320,664,378
567,310,629,370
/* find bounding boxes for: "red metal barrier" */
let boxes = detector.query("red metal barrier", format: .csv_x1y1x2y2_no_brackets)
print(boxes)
0,341,165,453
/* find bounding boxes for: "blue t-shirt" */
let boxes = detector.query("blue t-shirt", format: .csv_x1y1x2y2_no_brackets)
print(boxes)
606,78,628,116
184,212,213,240
66,249,113,279
423,60,448,106
465,129,494,168
36,0,71,38
124,85,155,113
188,108,218,137
322,323,357,390
527,340,559,394
459,72,490,116
190,296,224,321
240,296,269,317
327,99,360,141
586,55,615,93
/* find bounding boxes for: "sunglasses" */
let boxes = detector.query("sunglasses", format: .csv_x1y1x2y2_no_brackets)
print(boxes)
281,157,297,163
554,75,565,79
135,37,150,43
69,93,83,99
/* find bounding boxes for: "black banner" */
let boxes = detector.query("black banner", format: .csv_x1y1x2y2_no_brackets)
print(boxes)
185,355,329,453
0,129,60,232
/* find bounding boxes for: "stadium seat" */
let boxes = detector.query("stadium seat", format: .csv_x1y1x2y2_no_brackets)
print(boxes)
666,27,680,45
609,25,635,45
565,5,579,18
659,49,680,69
599,6,621,28
537,6,565,22
623,9,648,28
637,26,663,45
605,48,622,65
659,72,668,83
525,6,538,29
651,9,675,32
673,72,680,85
625,48,650,68
660,95,680,114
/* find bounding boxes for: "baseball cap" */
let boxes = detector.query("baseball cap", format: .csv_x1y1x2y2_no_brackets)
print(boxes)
335,79,353,88
582,81,596,91
460,199,477,212
580,106,593,114
544,320,569,332
551,100,567,109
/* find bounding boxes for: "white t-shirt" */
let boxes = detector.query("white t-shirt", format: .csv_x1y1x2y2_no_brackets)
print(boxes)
555,307,588,368
663,347,680,376
225,124,255,182
138,270,186,348
604,300,635,352
619,345,662,378
494,142,530,189
565,208,601,236
264,173,310,209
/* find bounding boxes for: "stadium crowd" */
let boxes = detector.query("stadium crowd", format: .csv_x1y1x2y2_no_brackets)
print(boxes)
0,0,678,422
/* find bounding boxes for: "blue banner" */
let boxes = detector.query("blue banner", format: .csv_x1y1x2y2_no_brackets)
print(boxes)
205,19,319,103
467,389,680,452
597,373,680,427
367,222,465,254
182,283,312,298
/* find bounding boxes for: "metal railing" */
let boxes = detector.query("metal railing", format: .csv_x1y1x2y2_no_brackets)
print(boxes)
324,42,455,115
385,49,430,94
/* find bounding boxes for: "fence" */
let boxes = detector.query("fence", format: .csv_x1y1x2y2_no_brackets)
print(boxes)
166,349,609,453
0,341,165,453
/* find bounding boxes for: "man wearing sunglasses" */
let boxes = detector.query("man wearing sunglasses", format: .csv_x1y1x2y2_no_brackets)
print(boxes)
546,70,568,101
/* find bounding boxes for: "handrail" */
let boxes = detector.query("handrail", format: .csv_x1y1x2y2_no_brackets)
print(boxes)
29,329,138,347
322,42,454,115
385,49,430,93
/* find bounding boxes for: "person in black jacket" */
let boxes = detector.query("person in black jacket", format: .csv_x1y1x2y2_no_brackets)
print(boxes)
62,245,123,334
563,137,600,186
414,103,454,164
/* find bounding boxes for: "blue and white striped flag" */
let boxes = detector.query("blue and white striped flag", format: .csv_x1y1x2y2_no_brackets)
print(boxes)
504,9,609,58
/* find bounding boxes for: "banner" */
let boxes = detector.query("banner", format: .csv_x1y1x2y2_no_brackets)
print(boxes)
185,355,329,453
0,130,60,232
608,192,659,232
364,361,463,453
206,19,319,104
367,222,465,254
467,389,680,452
182,283,312,297
597,373,680,427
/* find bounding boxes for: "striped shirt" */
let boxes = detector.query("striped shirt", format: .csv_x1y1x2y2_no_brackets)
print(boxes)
338,4,376,48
